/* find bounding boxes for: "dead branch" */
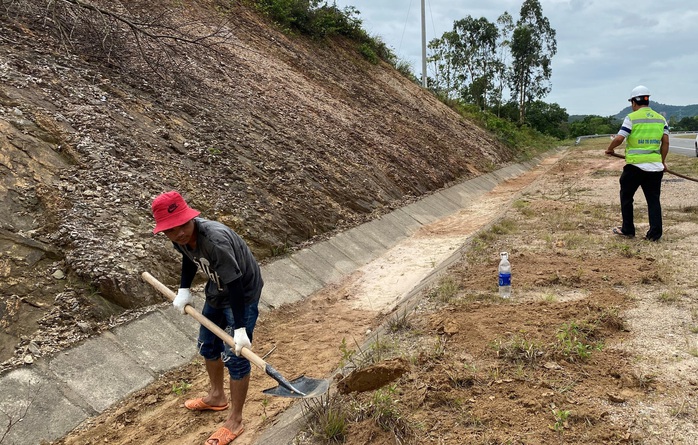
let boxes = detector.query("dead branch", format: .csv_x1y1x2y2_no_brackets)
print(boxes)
57,0,227,46
1,0,241,86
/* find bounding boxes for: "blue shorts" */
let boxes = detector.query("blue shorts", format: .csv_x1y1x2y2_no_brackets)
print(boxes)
197,300,259,380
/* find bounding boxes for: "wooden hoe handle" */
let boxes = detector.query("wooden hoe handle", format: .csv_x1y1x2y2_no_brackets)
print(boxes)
141,271,267,371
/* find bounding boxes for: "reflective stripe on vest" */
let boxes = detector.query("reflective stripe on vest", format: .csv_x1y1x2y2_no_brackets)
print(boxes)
625,108,665,164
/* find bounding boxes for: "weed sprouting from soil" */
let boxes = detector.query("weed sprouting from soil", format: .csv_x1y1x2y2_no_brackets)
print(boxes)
301,393,348,443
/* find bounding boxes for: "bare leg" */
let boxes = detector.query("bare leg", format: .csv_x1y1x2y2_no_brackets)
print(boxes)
206,375,249,443
201,358,228,407
222,374,249,433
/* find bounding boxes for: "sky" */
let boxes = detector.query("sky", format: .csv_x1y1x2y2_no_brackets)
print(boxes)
331,0,698,117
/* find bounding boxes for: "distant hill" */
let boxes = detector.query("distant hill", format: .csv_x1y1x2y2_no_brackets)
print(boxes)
569,103,698,123
613,103,698,121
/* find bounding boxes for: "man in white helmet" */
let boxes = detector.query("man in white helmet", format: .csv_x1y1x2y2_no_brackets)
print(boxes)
605,85,669,241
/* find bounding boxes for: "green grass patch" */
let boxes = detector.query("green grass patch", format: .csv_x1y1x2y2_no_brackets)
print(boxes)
428,276,460,303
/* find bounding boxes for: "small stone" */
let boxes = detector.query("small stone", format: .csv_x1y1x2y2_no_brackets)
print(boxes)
52,270,65,280
28,342,41,355
607,392,626,403
77,322,92,333
23,355,34,364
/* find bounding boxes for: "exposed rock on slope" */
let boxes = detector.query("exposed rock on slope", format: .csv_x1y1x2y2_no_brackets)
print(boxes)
0,2,511,365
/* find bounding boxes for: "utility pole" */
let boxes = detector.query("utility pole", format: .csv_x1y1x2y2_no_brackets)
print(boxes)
421,0,427,87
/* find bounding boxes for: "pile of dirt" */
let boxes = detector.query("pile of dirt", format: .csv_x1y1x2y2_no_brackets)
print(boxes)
336,357,410,394
0,1,513,370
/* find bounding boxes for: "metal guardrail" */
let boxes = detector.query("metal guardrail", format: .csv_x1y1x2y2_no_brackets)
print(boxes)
575,134,614,145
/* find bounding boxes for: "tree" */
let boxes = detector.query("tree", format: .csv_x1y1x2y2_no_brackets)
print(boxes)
491,12,514,116
670,116,698,131
450,16,499,110
509,0,557,124
427,16,500,110
569,115,622,138
525,101,568,139
427,31,460,99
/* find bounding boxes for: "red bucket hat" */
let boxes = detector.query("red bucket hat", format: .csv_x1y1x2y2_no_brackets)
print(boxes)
151,191,200,234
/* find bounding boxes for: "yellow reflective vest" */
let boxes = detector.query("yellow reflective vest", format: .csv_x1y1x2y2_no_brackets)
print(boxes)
625,108,665,164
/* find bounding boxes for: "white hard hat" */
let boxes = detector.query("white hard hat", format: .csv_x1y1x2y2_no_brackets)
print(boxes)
628,85,650,101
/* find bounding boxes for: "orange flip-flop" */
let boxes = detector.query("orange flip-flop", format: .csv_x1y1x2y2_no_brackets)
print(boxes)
205,426,244,445
184,397,229,412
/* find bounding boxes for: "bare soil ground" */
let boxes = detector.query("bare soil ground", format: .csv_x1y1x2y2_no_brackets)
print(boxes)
48,140,698,445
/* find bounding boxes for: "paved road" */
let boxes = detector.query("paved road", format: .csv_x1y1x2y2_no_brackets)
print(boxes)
669,134,697,157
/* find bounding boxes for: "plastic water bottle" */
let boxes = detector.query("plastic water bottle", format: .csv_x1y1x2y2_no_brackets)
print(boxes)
498,252,511,298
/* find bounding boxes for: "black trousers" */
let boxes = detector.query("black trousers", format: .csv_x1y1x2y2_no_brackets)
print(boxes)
619,164,663,240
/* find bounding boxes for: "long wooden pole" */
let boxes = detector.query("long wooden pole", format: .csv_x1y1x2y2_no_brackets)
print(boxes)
608,152,698,183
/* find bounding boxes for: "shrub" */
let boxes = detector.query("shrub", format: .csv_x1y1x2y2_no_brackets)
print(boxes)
358,42,378,64
251,0,397,65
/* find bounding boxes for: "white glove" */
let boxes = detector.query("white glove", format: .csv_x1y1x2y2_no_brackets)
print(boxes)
173,288,193,314
233,327,251,357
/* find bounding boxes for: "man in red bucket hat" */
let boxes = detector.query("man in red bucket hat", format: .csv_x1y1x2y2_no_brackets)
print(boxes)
151,190,263,445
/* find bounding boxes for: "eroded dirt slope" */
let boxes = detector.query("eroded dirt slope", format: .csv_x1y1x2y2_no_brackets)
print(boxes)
0,1,512,367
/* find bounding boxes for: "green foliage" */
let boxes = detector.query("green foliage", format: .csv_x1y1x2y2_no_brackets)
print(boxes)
338,335,395,369
513,199,535,216
433,94,558,155
302,394,348,442
672,115,698,131
492,334,545,365
569,115,622,137
251,0,397,65
370,385,401,430
550,407,571,431
571,104,698,131
392,58,417,82
525,100,569,139
509,0,557,124
428,276,459,303
387,309,412,333
428,15,503,111
171,380,192,395
491,218,517,234
555,321,603,361
253,0,353,37
358,42,378,64
338,337,356,368
363,34,395,64
658,289,682,304
430,1,558,126
615,102,698,122
451,16,499,109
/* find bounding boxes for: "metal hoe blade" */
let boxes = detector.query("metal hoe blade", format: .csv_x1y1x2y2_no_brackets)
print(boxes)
262,373,330,399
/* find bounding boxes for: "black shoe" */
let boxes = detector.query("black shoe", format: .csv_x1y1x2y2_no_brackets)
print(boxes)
612,227,634,238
